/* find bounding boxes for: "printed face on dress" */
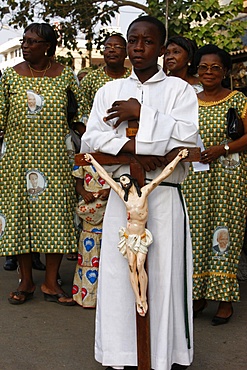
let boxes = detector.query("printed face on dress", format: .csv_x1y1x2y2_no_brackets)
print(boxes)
103,35,127,68
127,21,165,81
217,230,229,251
27,93,36,109
21,29,50,63
197,54,226,88
29,173,39,188
164,43,190,74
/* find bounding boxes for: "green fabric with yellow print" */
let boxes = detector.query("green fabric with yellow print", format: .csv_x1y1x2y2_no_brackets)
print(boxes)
80,66,131,118
0,66,80,255
183,91,247,302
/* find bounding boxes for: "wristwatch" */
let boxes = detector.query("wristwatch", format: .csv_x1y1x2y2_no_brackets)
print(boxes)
224,143,230,157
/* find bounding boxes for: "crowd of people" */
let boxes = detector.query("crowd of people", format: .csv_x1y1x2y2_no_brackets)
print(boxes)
0,15,247,370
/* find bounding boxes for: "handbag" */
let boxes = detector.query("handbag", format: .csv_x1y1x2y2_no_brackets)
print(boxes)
226,107,244,140
67,90,78,127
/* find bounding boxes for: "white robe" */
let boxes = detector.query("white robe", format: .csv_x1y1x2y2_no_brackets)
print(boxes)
81,67,198,370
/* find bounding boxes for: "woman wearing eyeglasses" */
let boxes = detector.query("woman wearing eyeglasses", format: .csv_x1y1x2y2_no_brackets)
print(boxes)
0,23,81,305
183,44,247,325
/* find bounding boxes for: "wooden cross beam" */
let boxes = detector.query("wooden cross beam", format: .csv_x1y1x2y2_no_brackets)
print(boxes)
75,147,201,168
75,147,201,370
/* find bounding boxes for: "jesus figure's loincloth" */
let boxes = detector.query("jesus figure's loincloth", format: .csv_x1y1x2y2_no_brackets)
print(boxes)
118,226,153,257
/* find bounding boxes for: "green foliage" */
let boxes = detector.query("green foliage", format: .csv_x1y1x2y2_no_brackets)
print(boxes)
0,0,246,55
180,0,247,51
56,52,74,67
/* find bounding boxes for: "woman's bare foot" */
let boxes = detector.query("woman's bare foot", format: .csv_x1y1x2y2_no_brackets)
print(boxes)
16,281,36,294
8,283,36,304
215,301,233,318
212,301,233,326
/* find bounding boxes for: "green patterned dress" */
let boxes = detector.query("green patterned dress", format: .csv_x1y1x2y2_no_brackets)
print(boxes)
0,66,81,256
183,91,247,302
80,66,131,120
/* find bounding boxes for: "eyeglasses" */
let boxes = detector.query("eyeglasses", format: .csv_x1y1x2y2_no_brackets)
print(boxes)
197,64,224,73
20,38,47,46
103,44,126,51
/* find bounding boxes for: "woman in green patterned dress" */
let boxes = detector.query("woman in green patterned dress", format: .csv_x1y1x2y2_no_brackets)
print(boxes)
0,23,80,305
183,44,247,325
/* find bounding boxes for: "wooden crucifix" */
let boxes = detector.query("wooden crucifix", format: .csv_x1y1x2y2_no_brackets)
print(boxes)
75,147,201,370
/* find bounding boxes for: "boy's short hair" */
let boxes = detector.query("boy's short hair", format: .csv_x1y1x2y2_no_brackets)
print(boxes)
127,16,166,45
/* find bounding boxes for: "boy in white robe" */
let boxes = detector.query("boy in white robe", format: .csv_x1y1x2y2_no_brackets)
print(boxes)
81,15,198,370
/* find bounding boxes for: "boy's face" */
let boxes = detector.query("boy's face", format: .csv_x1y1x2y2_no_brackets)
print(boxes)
127,21,165,77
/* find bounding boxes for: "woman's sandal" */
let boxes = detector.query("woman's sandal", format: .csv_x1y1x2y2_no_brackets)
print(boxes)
43,292,76,306
8,291,34,305
212,307,233,326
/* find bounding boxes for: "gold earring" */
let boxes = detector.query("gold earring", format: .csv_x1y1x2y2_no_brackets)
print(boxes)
188,62,191,66
45,51,47,56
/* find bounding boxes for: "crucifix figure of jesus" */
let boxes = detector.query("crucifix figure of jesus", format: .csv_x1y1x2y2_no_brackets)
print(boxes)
84,148,188,317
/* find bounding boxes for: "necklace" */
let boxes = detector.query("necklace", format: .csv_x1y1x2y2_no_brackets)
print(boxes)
28,61,51,94
28,61,51,73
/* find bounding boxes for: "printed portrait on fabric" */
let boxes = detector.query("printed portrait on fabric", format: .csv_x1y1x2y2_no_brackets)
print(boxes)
26,169,47,199
27,90,44,115
212,226,230,256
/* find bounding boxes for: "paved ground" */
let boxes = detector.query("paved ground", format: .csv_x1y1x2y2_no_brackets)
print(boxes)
0,256,246,370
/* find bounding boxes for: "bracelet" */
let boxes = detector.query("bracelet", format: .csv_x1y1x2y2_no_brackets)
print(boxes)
126,127,138,138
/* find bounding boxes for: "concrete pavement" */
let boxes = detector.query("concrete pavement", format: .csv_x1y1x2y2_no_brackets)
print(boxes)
0,256,246,370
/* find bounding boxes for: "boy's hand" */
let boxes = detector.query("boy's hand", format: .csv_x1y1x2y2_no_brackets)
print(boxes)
134,155,166,172
103,98,141,128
